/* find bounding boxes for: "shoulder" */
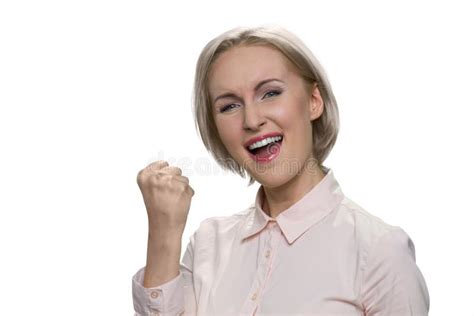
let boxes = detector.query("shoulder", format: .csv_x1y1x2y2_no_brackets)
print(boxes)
193,205,254,239
335,195,404,250
331,195,420,272
339,197,431,313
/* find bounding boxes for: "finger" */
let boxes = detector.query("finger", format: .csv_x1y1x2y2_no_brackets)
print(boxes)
145,160,169,171
159,166,183,176
171,175,189,185
188,185,195,196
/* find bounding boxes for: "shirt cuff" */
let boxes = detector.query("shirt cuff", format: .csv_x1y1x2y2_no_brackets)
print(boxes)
132,266,185,315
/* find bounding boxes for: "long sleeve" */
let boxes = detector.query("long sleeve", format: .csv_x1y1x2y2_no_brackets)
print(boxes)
132,234,197,316
360,227,430,316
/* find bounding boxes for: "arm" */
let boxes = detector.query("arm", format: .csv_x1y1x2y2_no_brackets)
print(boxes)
132,160,197,315
360,228,430,316
132,231,197,316
144,228,183,288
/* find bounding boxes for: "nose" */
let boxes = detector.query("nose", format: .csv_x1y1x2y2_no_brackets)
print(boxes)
243,103,266,131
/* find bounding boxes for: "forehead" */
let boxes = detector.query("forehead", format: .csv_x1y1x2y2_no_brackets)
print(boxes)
208,45,296,93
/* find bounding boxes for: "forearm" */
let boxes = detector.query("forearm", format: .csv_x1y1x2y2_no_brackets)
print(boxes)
143,228,183,288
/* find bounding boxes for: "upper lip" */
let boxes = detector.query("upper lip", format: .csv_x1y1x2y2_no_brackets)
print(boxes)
244,132,283,148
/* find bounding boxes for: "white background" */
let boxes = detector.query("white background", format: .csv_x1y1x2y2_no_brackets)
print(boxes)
1,1,473,315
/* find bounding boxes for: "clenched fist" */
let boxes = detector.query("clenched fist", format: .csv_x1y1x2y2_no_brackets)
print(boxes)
137,160,194,234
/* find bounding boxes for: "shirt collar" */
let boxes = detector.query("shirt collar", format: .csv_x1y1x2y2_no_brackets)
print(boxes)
240,166,344,244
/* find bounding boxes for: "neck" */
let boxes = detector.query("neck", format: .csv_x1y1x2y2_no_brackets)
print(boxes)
261,162,327,218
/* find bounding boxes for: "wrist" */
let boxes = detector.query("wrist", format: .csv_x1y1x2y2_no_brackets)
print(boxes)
148,226,183,244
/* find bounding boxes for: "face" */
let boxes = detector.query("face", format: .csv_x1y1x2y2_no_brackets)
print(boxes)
208,44,324,188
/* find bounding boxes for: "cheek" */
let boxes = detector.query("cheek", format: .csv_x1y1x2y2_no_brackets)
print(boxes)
214,118,240,148
274,96,308,128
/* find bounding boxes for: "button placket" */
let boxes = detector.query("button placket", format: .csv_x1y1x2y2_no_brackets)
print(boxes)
258,221,278,305
267,222,281,272
264,221,276,261
150,290,160,299
265,249,271,258
251,292,258,301
267,222,280,262
249,224,272,306
241,224,275,315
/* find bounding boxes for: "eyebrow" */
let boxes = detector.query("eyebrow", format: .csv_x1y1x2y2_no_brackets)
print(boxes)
212,78,284,105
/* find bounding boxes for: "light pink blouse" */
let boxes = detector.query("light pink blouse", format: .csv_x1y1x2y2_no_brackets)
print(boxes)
132,167,430,315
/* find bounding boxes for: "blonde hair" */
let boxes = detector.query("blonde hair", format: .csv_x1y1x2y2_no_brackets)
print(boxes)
192,24,340,186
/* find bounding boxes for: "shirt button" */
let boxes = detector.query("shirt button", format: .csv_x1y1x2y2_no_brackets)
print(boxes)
265,250,271,258
251,293,258,301
150,290,160,299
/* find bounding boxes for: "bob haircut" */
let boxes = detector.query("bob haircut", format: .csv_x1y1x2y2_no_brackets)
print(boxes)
192,24,340,186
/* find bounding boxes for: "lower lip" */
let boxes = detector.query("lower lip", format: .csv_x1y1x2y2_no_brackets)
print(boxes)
247,140,282,163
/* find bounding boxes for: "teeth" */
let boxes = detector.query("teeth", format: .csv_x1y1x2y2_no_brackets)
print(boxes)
248,136,282,150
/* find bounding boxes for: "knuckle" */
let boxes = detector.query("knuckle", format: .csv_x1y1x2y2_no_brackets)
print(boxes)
176,180,187,191
161,165,182,175
154,159,168,166
154,173,170,185
146,160,168,170
157,160,169,170
177,175,189,184
136,169,145,184
171,179,188,193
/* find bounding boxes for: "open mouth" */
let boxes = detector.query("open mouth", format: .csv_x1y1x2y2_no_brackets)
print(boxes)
246,135,283,158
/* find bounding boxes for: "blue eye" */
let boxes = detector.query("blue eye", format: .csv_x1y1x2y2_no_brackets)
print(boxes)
263,90,281,98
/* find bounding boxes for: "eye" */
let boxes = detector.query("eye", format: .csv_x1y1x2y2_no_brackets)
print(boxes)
219,103,239,113
263,90,281,99
219,90,281,113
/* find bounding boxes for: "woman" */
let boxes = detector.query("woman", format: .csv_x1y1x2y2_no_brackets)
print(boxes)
132,25,430,315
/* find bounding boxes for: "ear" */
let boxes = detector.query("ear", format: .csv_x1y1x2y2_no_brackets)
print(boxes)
308,83,324,121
